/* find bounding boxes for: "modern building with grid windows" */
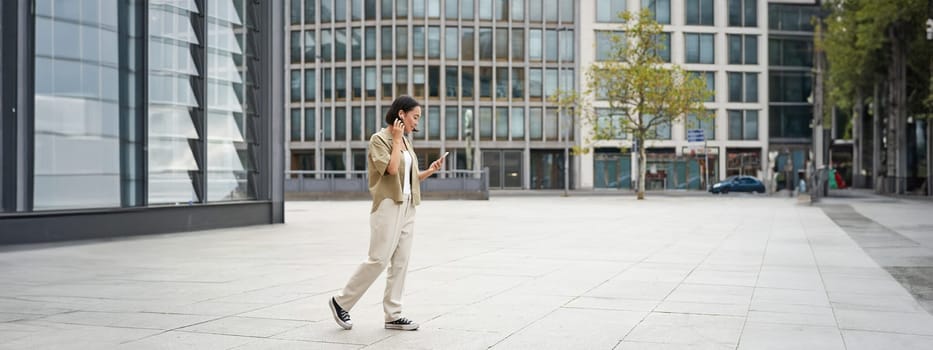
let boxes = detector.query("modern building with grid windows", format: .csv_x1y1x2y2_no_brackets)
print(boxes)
1,1,286,244
287,0,819,191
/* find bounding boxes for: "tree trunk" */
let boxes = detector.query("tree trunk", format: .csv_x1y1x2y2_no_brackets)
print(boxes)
886,32,898,194
853,88,863,188
892,26,909,194
872,81,883,191
637,137,646,200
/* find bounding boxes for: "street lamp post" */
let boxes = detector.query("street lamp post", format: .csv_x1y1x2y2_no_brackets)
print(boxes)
315,55,323,179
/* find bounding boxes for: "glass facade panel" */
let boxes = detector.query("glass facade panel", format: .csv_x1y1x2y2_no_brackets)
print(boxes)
413,66,426,97
383,0,393,19
366,0,377,19
560,30,574,61
559,0,574,23
413,0,425,17
366,27,376,59
351,28,362,60
335,68,346,99
335,0,346,21
305,109,316,140
365,68,376,99
398,0,408,18
352,107,362,140
428,26,441,58
352,67,362,99
381,26,392,59
529,29,542,60
480,67,493,98
512,68,524,98
462,28,475,61
428,0,441,18
335,107,347,140
429,66,440,97
463,0,474,20
512,29,525,61
496,107,509,139
496,28,508,60
352,0,362,20
598,0,627,22
335,28,346,60
446,27,458,59
446,67,458,97
412,26,425,58
447,0,458,19
146,2,199,205
396,26,408,59
382,67,393,98
545,0,558,22
304,30,316,61
545,108,558,140
529,68,543,99
462,67,474,98
291,70,301,101
479,28,493,59
529,108,543,139
744,110,758,140
291,31,301,63
428,106,441,139
305,69,316,100
495,0,508,21
496,68,508,99
512,0,524,21
306,0,316,22
745,73,758,103
511,107,525,139
545,30,558,61
446,106,459,139
479,0,493,20
642,0,671,24
396,66,408,96
480,107,493,140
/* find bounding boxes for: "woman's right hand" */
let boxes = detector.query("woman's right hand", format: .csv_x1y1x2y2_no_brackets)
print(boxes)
391,119,405,139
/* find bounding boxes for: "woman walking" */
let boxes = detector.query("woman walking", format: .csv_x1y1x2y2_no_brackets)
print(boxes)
329,96,445,331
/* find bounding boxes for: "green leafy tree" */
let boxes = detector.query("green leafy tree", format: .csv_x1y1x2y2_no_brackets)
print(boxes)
555,10,711,200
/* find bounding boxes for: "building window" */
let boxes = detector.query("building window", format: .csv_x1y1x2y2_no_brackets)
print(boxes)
545,0,558,22
479,0,492,20
645,114,671,140
529,108,543,139
685,0,714,26
291,70,302,101
382,67,393,98
769,106,812,139
511,107,525,139
545,30,558,61
462,28,475,60
727,34,758,65
545,108,559,141
306,0,316,22
351,28,362,61
335,0,346,21
320,29,332,60
686,112,715,140
769,37,813,67
530,29,543,60
381,26,393,59
512,29,525,61
642,0,671,25
290,31,302,63
480,67,493,98
446,27,458,59
304,30,316,61
560,30,575,62
352,0,363,20
428,26,441,59
396,26,408,59
321,0,332,22
365,27,377,60
479,27,493,59
412,26,425,58
685,33,714,64
560,0,574,23
397,66,408,96
728,0,757,27
428,0,441,18
463,67,474,97
768,4,819,31
512,0,524,21
366,67,377,98
512,68,524,98
728,72,758,103
413,0,425,18
291,0,302,24
413,67,426,97
335,29,346,61
463,0,474,20
689,71,715,102
446,106,459,139
446,67,458,97
352,107,363,140
305,69,316,100
335,68,346,99
305,109,316,140
496,107,509,139
769,71,812,103
429,66,440,97
597,0,626,22
595,31,622,61
496,67,508,99
596,109,627,139
428,106,441,139
653,33,671,62
496,28,509,60
479,107,493,140
335,107,347,140
728,110,758,140
291,109,302,141
529,68,543,100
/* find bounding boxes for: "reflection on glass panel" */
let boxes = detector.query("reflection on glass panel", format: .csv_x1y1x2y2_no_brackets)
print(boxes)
382,67,392,98
446,0,458,19
321,0,332,21
381,26,392,59
544,108,559,140
335,68,346,99
479,27,493,59
545,30,557,61
291,70,301,101
412,26,425,58
462,0,474,19
335,29,346,60
291,0,302,24
206,0,256,201
479,67,492,98
323,108,332,140
323,68,332,99
335,107,347,140
291,109,302,141
382,0,393,19
495,0,508,20
643,0,670,24
366,67,377,98
529,30,542,60
428,26,441,58
334,0,346,20
446,67,458,97
428,0,440,18
495,28,508,60
396,66,408,96
146,1,199,205
413,0,425,17
529,108,543,139
396,26,408,59
366,107,379,137
496,108,509,139
512,29,524,60
496,67,508,99
306,0,316,22
480,107,493,140
462,67,474,98
429,66,440,97
728,72,741,102
745,35,757,64
529,68,542,99
365,0,376,19
398,0,408,17
462,28,475,60
351,28,361,60
512,68,524,98
291,31,301,63
413,66,426,97
545,68,558,98
745,73,758,102
745,110,758,140
352,67,362,99
352,107,362,140
479,0,492,20
446,27,458,59
461,107,474,140
365,26,376,59
428,106,441,139
446,106,458,139
304,30,316,61
511,108,524,139
545,0,558,22
560,30,574,61
512,0,523,20
320,29,332,60
352,0,362,20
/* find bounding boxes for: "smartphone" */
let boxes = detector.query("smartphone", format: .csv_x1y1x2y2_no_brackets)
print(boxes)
442,151,450,159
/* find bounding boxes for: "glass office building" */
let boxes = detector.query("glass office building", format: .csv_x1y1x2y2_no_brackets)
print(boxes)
287,0,578,189
0,1,286,244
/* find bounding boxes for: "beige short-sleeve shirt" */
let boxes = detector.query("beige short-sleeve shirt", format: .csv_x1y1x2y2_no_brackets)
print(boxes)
368,128,421,213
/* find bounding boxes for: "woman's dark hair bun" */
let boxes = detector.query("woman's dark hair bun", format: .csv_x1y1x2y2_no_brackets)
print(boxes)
384,95,421,126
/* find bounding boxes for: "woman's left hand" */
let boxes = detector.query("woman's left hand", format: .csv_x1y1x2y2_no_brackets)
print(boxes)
429,157,445,172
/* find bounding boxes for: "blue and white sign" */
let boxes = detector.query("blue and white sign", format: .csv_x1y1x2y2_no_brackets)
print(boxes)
687,129,705,143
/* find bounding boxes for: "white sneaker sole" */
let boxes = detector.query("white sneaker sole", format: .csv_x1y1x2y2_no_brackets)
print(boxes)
385,323,419,331
329,299,352,330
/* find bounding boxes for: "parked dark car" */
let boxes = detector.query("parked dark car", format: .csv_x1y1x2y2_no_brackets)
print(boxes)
709,175,766,194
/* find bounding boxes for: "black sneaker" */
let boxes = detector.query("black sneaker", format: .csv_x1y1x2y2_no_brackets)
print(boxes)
329,297,352,330
385,317,419,331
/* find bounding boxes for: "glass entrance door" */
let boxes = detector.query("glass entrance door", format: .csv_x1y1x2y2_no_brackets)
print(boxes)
483,150,523,189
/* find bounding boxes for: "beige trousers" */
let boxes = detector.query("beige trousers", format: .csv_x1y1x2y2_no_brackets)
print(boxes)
335,196,415,322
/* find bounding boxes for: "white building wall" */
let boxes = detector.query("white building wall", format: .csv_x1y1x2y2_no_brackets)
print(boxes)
576,0,771,189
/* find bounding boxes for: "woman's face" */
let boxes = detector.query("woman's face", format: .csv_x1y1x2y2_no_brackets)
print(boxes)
398,106,422,134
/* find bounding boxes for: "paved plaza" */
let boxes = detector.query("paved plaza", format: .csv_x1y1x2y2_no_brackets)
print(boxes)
2,194,933,349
